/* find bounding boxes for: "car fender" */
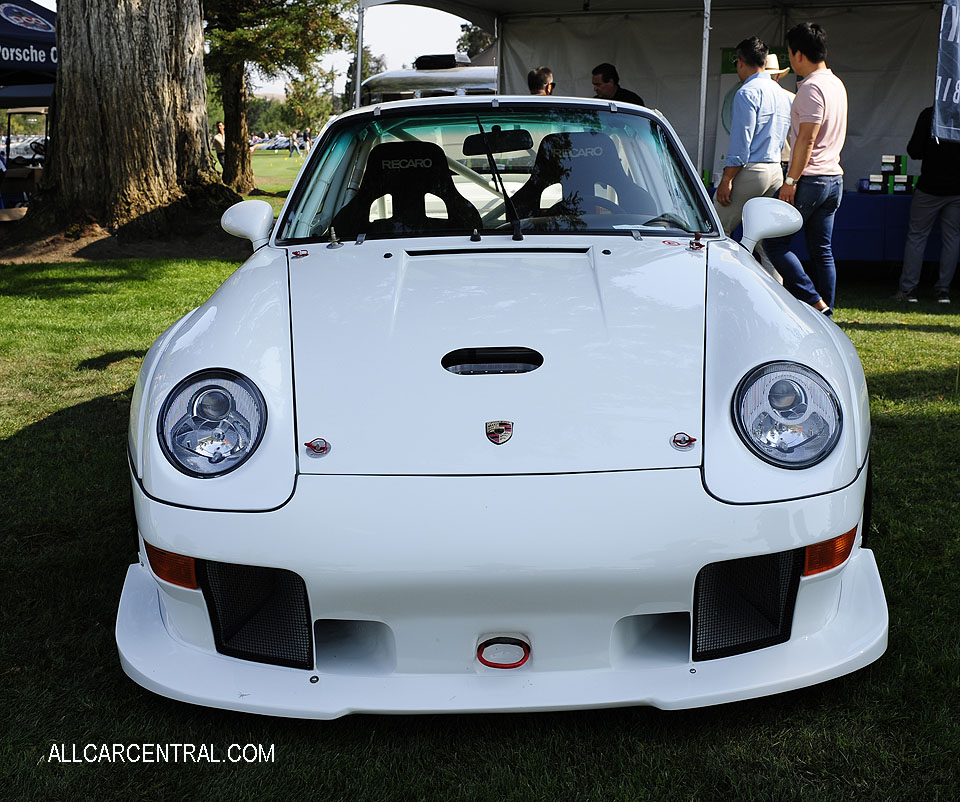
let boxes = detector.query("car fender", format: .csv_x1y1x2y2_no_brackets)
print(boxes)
133,247,297,511
702,241,869,503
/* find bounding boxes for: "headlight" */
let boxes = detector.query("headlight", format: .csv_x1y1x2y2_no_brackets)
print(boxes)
733,362,841,469
158,370,267,477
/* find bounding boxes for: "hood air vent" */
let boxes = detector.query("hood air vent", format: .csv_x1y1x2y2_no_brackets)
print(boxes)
442,347,543,376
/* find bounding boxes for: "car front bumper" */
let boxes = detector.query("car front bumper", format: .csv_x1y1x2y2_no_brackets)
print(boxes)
117,467,887,718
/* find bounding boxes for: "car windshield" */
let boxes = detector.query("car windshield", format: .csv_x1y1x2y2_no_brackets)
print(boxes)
277,102,714,243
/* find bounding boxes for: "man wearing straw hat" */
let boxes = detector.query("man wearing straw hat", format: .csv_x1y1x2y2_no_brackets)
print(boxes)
713,37,791,276
765,53,795,169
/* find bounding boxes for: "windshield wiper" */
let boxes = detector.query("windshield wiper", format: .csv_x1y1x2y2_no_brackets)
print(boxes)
474,116,523,241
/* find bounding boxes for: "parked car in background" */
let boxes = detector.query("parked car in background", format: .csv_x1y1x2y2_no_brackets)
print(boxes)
0,106,47,217
361,53,496,105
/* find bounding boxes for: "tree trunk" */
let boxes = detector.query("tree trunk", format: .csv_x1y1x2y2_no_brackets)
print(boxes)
33,0,238,236
219,62,255,194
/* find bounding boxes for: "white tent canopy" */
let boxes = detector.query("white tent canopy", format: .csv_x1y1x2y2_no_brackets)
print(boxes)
358,1,943,188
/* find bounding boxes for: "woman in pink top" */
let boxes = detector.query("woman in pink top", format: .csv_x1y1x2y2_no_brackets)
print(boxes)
763,22,847,314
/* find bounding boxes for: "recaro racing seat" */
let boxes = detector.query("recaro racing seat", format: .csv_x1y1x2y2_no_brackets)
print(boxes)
331,141,482,238
511,131,655,219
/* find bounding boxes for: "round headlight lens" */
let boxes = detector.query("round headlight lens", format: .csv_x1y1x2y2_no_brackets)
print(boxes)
195,387,232,421
158,370,266,477
733,362,841,468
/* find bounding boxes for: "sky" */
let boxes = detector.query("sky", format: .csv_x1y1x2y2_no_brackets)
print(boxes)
285,6,470,96
30,1,469,96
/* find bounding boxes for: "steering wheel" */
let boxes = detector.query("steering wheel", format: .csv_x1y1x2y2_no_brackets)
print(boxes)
30,140,46,156
641,212,691,231
588,197,625,214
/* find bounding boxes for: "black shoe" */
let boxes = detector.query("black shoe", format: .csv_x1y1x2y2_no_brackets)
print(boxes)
892,290,918,303
936,290,951,304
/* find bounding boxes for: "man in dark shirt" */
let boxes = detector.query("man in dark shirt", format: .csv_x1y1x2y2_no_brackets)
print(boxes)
894,105,960,303
591,63,644,106
528,66,555,95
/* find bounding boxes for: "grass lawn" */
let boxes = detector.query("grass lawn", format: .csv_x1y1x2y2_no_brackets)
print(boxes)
0,260,958,799
240,150,308,216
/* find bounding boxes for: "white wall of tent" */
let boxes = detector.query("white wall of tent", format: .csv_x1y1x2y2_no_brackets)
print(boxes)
358,0,945,189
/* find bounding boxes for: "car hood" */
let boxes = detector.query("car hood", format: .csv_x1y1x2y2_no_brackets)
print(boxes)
289,239,707,475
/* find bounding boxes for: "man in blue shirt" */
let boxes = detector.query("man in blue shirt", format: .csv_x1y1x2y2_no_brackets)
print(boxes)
714,37,791,273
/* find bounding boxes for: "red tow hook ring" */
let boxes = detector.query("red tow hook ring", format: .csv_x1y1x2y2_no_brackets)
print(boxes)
477,637,531,669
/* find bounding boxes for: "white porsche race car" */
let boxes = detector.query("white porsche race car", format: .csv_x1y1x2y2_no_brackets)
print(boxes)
117,96,887,718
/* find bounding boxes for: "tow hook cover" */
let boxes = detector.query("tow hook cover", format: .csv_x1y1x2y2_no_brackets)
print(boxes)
477,636,531,669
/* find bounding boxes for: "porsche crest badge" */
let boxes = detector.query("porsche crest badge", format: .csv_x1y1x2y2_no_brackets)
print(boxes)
486,421,513,445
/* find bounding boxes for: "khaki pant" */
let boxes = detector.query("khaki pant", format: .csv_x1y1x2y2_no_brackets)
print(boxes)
713,162,783,282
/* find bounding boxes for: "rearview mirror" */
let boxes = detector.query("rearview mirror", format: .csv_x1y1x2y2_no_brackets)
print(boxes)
739,196,802,254
462,127,534,156
221,200,274,250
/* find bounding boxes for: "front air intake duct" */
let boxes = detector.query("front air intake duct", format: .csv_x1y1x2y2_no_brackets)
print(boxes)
693,549,803,661
197,560,313,669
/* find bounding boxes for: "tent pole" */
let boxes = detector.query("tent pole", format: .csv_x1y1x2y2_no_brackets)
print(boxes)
495,16,502,92
354,7,365,109
697,0,712,176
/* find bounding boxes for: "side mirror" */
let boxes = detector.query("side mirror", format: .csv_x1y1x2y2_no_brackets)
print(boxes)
221,200,275,250
739,196,802,254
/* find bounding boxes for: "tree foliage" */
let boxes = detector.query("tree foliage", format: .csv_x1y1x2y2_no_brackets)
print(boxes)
342,46,387,110
285,65,337,130
210,70,336,143
456,23,494,59
206,73,225,129
204,0,354,192
4,110,45,136
205,0,354,78
246,96,289,137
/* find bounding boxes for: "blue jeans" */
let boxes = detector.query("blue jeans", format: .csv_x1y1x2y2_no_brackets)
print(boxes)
764,175,843,308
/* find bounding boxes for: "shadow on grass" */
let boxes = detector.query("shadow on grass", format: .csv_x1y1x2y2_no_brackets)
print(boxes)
74,226,250,262
249,188,290,199
866,366,960,399
0,388,136,555
840,320,960,337
0,260,165,300
0,391,139,741
77,350,148,372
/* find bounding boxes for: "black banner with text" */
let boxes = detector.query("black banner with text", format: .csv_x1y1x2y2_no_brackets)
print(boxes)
935,0,960,140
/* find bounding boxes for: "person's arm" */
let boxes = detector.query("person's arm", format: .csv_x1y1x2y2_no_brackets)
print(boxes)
716,165,742,206
906,107,931,161
778,121,819,205
718,88,756,205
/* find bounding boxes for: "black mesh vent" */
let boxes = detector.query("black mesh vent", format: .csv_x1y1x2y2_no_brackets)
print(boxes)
693,549,803,661
197,560,313,670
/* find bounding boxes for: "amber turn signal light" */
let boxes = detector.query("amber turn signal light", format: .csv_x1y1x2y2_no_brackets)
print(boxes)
144,541,198,588
803,526,857,577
